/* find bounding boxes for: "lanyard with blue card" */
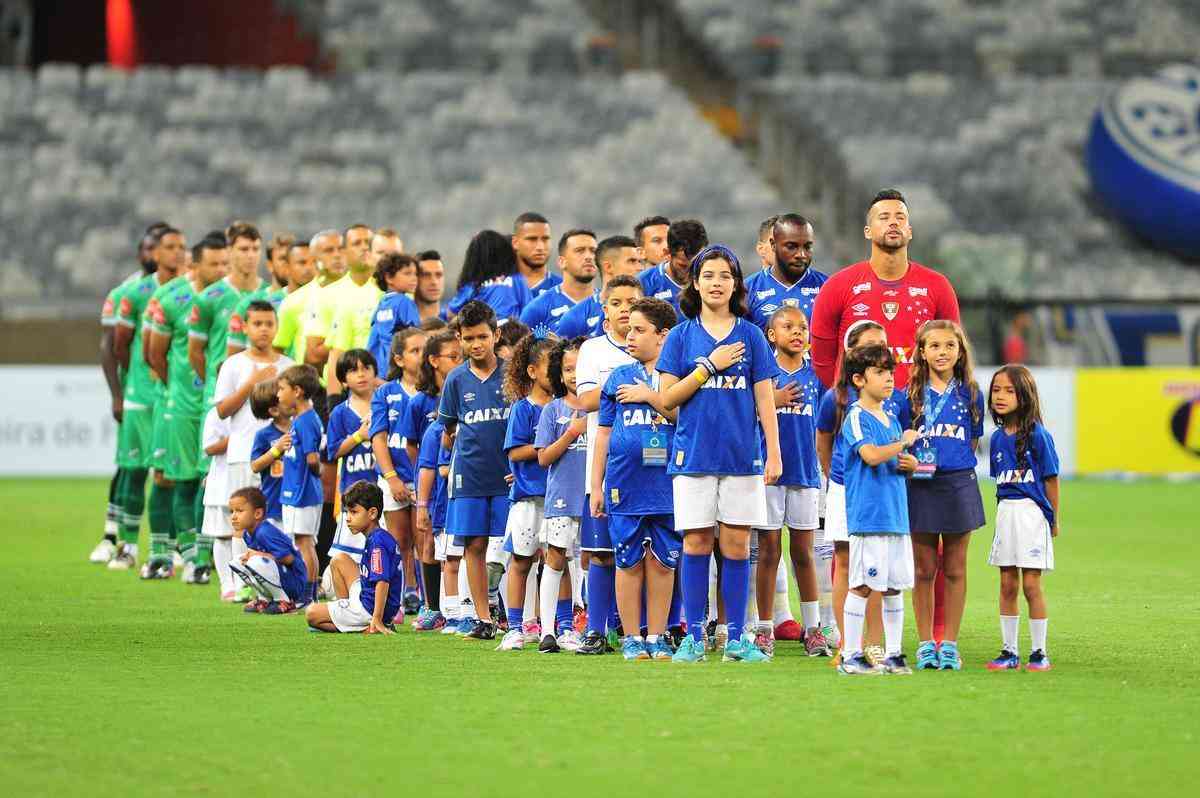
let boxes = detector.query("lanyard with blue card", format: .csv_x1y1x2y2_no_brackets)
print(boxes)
911,378,956,480
642,429,668,467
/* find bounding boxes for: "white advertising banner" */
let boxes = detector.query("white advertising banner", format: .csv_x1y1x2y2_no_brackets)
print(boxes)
0,366,120,476
975,366,1075,478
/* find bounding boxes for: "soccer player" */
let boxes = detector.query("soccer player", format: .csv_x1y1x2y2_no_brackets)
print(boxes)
108,225,182,570
554,235,640,339
633,215,670,270
276,364,325,603
638,219,707,315
657,244,781,664
438,300,513,640
365,253,421,377
745,213,828,333
228,487,309,615
316,224,383,398
518,229,599,332
573,274,643,654
446,230,533,322
414,251,446,322
305,481,404,634
272,237,321,363
590,297,679,661
144,231,226,578
226,233,294,357
511,211,559,295
837,344,920,676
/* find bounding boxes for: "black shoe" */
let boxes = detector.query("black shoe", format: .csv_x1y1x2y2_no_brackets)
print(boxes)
576,630,607,655
194,565,211,585
538,634,560,653
403,591,421,616
667,626,685,651
466,621,496,640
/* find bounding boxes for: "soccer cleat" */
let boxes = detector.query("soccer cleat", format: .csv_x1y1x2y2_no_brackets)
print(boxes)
576,630,607,655
723,635,772,663
410,608,429,629
89,539,117,563
490,604,508,632
573,606,587,635
403,591,421,618
916,641,940,670
440,618,461,635
495,629,525,651
557,629,584,653
139,559,173,580
647,638,674,661
864,645,886,666
193,565,211,585
234,586,256,604
881,653,913,675
243,598,269,613
671,634,707,663
986,650,1020,671
1025,650,1052,672
264,600,297,615
821,624,841,649
107,549,137,571
538,634,560,654
666,626,685,650
606,629,620,653
465,621,496,640
521,619,542,644
621,636,650,661
774,619,803,642
417,611,446,631
837,652,883,676
457,618,480,637
753,630,775,658
938,641,962,670
804,627,833,657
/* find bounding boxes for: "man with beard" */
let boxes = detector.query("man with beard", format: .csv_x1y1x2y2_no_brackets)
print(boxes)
554,235,640,339
414,250,445,322
518,229,599,332
745,213,828,334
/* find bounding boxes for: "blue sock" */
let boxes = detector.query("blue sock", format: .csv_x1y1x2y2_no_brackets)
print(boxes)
555,598,573,635
586,563,615,636
667,570,683,628
681,553,709,642
721,556,750,643
507,606,523,629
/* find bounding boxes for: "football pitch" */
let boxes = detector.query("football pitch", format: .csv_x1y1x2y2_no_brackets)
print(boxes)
1,478,1197,797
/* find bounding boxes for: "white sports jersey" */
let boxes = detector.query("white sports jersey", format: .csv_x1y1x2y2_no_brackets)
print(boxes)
213,350,293,463
575,333,635,487
202,408,230,506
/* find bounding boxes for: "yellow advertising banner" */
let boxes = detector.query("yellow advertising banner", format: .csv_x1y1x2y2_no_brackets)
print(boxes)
1075,368,1200,474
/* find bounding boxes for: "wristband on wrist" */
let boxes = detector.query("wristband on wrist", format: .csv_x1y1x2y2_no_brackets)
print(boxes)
351,431,365,445
382,470,398,479
696,356,717,377
692,366,709,385
269,446,281,458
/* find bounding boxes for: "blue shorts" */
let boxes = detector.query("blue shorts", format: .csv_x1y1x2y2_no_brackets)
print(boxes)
610,513,681,570
448,495,510,545
581,496,611,551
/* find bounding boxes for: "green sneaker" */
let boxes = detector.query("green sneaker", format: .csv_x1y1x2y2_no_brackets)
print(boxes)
605,629,620,653
723,634,771,663
671,634,707,663
234,585,256,604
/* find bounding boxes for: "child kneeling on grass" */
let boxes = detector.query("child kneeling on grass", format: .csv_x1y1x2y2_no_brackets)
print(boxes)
306,480,405,635
228,487,309,615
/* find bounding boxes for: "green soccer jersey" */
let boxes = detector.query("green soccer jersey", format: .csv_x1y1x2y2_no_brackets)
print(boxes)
188,277,268,407
116,273,168,408
147,276,204,419
101,273,140,386
226,284,286,352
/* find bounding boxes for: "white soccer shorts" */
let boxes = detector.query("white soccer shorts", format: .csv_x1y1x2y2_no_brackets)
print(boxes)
282,504,321,539
823,482,848,543
848,533,914,592
989,498,1055,571
672,474,767,530
505,497,544,558
760,485,819,531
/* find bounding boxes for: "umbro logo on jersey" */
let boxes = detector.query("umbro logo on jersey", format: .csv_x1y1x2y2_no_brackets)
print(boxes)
464,392,476,403
757,289,776,299
851,302,870,316
851,281,872,295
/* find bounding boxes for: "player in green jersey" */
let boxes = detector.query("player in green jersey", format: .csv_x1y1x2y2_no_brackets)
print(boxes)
229,233,295,356
143,232,226,578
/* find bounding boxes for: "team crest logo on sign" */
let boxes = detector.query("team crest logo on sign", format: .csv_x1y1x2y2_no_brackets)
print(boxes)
882,301,900,320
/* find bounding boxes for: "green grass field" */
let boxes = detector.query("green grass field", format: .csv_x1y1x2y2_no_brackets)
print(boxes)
2,478,1197,797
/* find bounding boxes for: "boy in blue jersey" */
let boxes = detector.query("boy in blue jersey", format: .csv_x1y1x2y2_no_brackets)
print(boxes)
276,364,325,604
367,253,421,374
325,350,379,597
249,382,288,527
591,297,680,661
637,219,707,315
438,300,512,641
228,487,309,615
837,345,920,675
306,481,405,634
744,214,828,333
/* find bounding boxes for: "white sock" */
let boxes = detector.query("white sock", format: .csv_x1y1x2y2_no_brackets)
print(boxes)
814,534,834,626
800,600,820,631
1001,615,1020,654
213,537,233,593
773,564,793,624
439,568,447,613
540,565,564,636
843,593,867,657
1029,618,1047,653
524,566,538,622
444,594,460,621
457,563,469,600
758,618,772,634
568,558,582,606
882,593,905,656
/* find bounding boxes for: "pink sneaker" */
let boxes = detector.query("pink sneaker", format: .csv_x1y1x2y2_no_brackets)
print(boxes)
804,626,833,657
753,630,775,657
522,619,542,644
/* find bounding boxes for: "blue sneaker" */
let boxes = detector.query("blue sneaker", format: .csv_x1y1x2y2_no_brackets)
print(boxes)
723,634,771,663
938,641,962,670
646,637,673,661
916,641,939,670
440,617,461,635
418,611,446,632
457,618,480,637
986,649,1020,671
621,636,650,661
671,634,707,663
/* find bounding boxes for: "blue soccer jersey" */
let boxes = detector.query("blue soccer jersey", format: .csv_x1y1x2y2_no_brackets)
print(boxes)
744,267,828,333
504,397,548,501
638,262,685,315
841,402,909,535
900,380,984,472
529,271,563,298
555,294,604,339
251,422,288,520
599,363,674,516
325,401,377,493
519,285,585,332
281,408,323,508
243,519,308,599
358,528,406,620
817,386,909,485
366,291,421,376
401,391,439,464
369,379,414,484
438,361,512,498
534,397,588,517
418,421,450,530
658,317,777,476
446,275,533,321
766,360,824,488
990,422,1060,524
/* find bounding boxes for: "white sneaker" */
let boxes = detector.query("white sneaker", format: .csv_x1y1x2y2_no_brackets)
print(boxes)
441,619,461,635
107,546,137,570
181,562,198,584
556,629,583,652
89,539,117,563
172,550,184,568
495,629,525,651
521,619,542,644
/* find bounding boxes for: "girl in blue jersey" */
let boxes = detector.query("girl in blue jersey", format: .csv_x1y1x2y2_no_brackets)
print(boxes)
904,320,986,670
658,244,781,663
494,331,555,651
986,365,1060,672
446,230,533,322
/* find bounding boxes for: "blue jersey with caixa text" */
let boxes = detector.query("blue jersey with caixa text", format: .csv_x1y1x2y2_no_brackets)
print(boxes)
417,420,450,530
658,317,777,476
990,422,1060,524
764,360,824,488
841,402,909,535
281,408,323,508
599,363,675,516
534,397,588,518
744,267,828,333
251,422,288,520
358,528,405,620
438,361,512,498
368,379,414,484
325,401,377,493
896,380,984,472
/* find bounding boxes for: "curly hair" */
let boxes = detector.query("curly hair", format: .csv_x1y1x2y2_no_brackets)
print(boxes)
548,336,586,398
503,332,559,403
